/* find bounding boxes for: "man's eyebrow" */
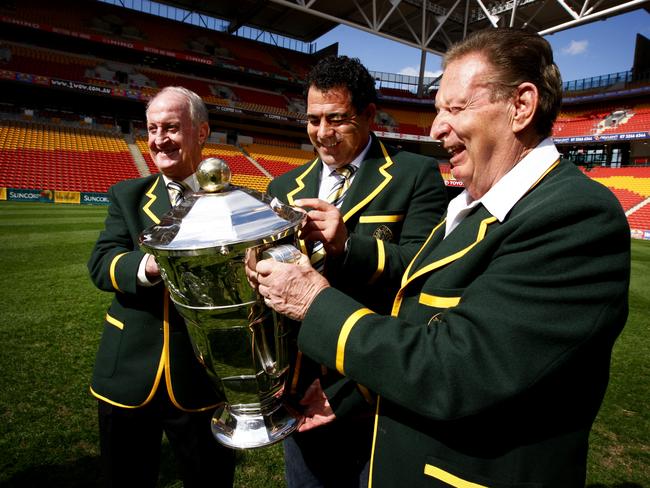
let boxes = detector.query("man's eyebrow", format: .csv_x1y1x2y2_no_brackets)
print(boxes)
306,112,351,120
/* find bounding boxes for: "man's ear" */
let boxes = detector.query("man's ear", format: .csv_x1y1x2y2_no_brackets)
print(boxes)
365,103,377,122
512,82,538,133
198,121,210,146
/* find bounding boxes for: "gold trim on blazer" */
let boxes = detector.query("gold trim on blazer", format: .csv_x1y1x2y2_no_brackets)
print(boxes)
368,396,382,488
336,308,374,375
419,293,461,308
105,313,124,330
424,464,488,488
109,252,127,293
163,289,221,413
359,214,404,223
368,239,385,284
342,140,394,223
401,218,446,287
357,384,375,404
286,158,319,254
287,158,319,206
143,176,161,224
392,216,498,316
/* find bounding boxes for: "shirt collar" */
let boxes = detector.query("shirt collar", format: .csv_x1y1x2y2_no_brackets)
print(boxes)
162,173,199,192
444,137,559,237
479,137,559,222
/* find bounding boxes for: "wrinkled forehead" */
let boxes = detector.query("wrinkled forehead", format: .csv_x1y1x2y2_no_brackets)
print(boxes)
436,54,494,103
147,93,189,119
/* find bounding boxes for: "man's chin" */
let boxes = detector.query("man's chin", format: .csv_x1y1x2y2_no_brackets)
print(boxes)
318,152,347,168
154,158,179,171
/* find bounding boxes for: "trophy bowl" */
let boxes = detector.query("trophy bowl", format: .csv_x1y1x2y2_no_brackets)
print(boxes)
139,158,305,449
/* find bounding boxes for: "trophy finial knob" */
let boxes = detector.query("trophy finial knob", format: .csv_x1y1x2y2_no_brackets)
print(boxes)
197,157,232,192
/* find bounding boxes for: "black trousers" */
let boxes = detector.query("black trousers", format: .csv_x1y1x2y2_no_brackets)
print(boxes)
98,384,235,488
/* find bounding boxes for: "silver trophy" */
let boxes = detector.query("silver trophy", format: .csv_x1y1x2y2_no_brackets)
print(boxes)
139,158,304,449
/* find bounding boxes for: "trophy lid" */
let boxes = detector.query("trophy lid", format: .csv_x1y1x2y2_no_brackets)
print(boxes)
139,158,304,254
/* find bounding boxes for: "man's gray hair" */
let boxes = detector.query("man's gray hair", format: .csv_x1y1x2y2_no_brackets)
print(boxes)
147,86,209,127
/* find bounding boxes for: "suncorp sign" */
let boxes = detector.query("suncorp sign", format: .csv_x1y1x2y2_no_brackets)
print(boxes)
82,193,110,205
8,189,41,201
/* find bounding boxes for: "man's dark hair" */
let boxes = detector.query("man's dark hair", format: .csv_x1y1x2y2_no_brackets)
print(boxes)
306,55,378,114
444,28,563,138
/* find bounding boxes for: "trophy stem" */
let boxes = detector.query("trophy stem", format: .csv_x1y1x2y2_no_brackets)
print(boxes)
211,401,303,449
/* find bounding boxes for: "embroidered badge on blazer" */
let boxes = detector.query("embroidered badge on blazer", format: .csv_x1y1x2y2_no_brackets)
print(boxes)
373,224,393,242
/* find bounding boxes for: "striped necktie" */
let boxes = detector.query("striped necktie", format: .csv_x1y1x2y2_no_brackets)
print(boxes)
167,180,187,207
310,165,357,272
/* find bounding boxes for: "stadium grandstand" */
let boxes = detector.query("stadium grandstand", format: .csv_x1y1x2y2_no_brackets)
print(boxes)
0,0,649,239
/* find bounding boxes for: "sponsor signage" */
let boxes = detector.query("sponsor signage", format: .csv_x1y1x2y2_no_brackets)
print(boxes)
4,187,110,205
82,193,110,205
54,191,81,204
51,78,112,95
554,132,649,144
7,188,51,202
445,179,464,187
631,228,650,240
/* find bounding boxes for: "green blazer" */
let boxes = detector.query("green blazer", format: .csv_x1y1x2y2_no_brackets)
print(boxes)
87,174,220,411
268,134,448,416
298,160,631,487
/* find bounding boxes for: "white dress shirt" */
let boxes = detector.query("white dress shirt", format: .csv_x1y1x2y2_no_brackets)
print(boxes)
445,138,560,238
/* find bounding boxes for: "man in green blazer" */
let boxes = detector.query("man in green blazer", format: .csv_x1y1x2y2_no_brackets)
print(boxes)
88,86,235,487
266,55,448,487
256,30,630,487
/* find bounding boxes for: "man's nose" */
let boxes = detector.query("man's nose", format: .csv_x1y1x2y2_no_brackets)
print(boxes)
430,115,449,141
153,130,167,145
317,120,335,138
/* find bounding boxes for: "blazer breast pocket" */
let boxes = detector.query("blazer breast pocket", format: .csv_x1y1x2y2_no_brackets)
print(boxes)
358,212,405,242
424,457,543,488
418,288,463,325
94,311,124,378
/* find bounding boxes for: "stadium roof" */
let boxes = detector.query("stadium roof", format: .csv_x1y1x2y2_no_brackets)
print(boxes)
158,0,649,56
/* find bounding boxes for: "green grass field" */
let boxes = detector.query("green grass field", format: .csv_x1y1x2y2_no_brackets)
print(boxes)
0,201,647,487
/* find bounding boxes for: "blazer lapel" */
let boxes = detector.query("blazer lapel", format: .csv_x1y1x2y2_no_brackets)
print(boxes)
340,135,394,223
140,176,171,225
286,158,321,205
283,158,321,254
409,205,497,279
392,205,498,315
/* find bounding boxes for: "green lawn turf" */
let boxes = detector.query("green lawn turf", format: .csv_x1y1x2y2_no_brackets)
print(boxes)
0,201,647,487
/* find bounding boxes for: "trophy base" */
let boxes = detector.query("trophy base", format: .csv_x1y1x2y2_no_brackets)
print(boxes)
211,402,303,449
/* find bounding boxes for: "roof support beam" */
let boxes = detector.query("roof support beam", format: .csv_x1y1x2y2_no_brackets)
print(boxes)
269,0,450,55
539,0,650,34
509,0,519,27
475,0,500,27
555,0,581,20
425,0,461,47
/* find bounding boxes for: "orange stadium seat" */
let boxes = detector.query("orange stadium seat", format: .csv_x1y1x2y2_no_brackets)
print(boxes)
579,167,650,221
0,120,139,192
242,142,314,177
